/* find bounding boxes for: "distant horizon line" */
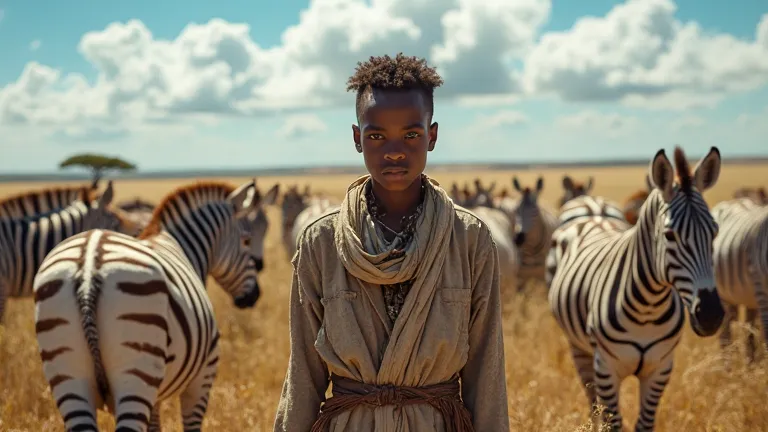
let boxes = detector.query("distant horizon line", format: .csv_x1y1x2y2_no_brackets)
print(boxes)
2,155,767,183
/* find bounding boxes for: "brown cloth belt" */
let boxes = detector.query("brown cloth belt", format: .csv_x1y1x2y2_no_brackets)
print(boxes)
310,373,474,432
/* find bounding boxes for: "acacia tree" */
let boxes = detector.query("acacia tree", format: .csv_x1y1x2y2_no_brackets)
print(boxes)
59,153,137,189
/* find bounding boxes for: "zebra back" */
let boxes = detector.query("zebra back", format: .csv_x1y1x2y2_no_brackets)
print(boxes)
0,186,92,220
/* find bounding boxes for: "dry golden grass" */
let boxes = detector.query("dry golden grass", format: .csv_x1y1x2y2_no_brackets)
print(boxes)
1,163,768,431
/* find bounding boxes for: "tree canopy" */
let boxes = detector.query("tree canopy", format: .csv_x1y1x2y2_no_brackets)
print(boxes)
59,154,137,171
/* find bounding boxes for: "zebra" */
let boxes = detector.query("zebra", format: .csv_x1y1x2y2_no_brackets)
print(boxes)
547,146,724,431
496,176,558,290
560,175,594,208
32,180,264,432
239,183,280,271
0,182,121,323
711,196,768,362
0,185,91,220
280,185,338,258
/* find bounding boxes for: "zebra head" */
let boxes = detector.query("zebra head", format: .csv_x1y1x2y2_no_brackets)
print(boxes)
281,185,310,233
472,179,497,208
209,179,264,309
239,183,279,272
560,175,594,208
511,176,544,247
647,146,724,337
82,180,122,232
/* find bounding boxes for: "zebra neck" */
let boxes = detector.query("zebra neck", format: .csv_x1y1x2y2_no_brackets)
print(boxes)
160,226,214,281
631,192,670,289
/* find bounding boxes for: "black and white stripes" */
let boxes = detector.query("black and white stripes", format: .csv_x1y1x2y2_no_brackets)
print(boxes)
547,147,725,431
0,182,119,322
32,180,264,432
711,196,768,361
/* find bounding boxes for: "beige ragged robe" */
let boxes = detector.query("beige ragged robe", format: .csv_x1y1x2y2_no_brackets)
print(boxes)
273,175,510,432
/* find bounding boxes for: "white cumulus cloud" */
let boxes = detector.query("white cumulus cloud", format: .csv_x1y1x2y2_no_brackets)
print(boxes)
29,40,41,51
1,0,767,142
276,114,328,140
0,0,551,135
522,0,768,110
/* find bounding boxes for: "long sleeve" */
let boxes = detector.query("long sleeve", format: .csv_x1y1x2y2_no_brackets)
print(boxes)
273,238,329,432
460,229,510,431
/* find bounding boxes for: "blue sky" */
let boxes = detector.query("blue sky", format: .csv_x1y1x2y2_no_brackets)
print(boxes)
1,0,767,173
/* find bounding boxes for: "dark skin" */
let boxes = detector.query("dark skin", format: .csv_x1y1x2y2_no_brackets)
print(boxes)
352,88,438,232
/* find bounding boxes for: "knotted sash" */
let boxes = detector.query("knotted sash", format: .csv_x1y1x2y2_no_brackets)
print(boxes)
310,374,474,432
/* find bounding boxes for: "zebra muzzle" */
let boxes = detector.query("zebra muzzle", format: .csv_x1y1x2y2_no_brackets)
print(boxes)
690,288,726,337
234,283,261,309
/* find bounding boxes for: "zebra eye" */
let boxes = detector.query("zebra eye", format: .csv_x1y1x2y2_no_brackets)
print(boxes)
663,229,678,242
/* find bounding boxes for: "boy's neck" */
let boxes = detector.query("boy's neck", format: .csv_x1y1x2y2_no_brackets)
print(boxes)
370,175,425,226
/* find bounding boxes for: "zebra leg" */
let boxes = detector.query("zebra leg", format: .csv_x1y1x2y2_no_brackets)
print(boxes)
0,282,7,323
745,308,759,363
147,406,162,432
717,302,737,351
634,361,673,432
179,337,220,431
570,346,597,407
593,352,623,432
754,271,768,360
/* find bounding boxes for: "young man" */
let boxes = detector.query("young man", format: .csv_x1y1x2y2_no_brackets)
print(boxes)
273,53,509,431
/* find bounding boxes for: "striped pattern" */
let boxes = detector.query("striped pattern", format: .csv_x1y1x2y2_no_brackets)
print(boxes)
0,186,89,220
238,183,279,271
711,197,768,361
497,177,558,290
0,183,120,322
32,181,263,431
545,195,628,287
547,147,724,431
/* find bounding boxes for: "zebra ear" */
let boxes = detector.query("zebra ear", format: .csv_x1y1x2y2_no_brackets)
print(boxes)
228,180,258,217
562,175,574,191
98,181,114,207
512,177,521,192
692,146,721,192
536,177,544,192
262,184,280,206
650,149,675,202
585,177,594,192
645,173,653,192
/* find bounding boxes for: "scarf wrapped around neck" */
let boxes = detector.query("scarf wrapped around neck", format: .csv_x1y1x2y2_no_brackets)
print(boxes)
334,174,455,287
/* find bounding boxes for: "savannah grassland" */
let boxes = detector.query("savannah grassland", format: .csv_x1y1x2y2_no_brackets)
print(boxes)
1,163,768,431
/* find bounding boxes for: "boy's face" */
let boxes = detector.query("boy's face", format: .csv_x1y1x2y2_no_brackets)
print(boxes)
352,88,438,192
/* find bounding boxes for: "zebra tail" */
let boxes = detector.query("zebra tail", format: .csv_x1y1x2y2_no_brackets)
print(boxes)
75,271,110,403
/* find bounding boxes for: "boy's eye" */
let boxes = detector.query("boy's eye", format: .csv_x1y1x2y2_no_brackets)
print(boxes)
368,133,384,140
405,132,420,139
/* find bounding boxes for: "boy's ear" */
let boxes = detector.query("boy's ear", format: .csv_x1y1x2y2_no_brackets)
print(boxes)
428,122,438,151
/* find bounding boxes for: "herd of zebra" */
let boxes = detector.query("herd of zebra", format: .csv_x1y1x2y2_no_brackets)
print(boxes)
0,144,766,431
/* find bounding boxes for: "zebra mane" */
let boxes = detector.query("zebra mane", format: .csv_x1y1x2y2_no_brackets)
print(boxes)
0,186,95,219
673,146,692,193
138,182,237,239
